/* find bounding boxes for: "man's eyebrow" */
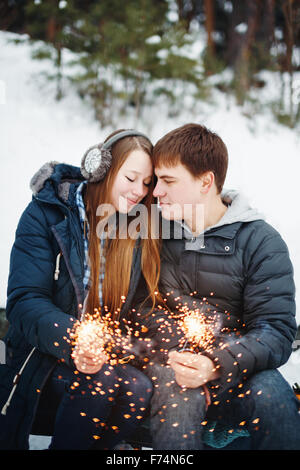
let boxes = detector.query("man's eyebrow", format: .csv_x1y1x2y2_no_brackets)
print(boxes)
155,174,177,180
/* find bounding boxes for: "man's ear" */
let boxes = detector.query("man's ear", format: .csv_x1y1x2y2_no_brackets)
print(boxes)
200,171,214,194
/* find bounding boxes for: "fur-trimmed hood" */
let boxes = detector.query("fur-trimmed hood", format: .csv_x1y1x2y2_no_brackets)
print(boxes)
30,161,84,205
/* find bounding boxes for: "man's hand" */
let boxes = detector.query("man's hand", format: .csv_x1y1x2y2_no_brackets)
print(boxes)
72,345,107,374
168,350,219,389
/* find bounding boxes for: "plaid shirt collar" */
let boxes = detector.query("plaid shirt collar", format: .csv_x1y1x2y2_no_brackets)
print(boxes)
75,182,90,293
76,181,88,237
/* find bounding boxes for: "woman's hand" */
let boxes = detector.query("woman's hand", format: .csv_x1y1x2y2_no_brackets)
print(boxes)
72,344,107,374
168,350,219,389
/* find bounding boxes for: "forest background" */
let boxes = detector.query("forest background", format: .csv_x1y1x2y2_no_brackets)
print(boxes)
1,0,299,128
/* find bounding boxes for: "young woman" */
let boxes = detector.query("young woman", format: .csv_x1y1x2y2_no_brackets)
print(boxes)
0,129,161,450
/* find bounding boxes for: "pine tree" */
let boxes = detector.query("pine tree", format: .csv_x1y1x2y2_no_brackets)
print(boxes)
24,0,84,100
67,0,202,124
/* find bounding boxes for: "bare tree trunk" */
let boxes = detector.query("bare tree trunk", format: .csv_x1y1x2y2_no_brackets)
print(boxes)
225,0,244,67
55,44,63,101
46,16,56,43
282,0,295,126
235,0,260,105
204,0,215,55
202,0,216,75
264,0,276,48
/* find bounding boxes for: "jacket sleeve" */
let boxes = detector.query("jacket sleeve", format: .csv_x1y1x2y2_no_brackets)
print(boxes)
6,201,75,366
205,230,297,395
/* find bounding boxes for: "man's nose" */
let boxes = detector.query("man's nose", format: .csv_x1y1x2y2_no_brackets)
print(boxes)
153,182,164,198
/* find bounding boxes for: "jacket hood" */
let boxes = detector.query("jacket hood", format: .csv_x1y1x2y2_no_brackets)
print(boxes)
213,188,265,229
30,161,84,206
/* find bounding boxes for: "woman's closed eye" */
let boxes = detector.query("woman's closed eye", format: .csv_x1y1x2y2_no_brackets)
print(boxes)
126,176,152,187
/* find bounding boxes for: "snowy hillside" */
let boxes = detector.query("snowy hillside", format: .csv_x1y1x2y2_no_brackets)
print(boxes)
0,31,299,396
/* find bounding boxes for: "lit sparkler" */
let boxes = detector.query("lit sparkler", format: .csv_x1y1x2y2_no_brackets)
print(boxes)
70,311,135,367
178,308,215,353
71,312,112,366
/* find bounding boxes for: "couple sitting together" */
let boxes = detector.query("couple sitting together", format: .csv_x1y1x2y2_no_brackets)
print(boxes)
0,124,299,450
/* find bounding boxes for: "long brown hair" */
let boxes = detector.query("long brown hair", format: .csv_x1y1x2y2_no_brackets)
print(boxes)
83,130,161,320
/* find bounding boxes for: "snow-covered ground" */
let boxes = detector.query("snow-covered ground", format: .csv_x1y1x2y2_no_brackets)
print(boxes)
0,31,299,450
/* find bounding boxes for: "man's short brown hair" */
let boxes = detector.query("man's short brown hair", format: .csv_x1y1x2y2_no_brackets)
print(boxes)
153,123,228,193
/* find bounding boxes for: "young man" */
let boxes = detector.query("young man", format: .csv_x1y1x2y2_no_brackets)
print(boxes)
140,123,300,450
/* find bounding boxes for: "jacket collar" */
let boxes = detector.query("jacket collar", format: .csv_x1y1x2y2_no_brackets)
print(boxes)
170,221,243,254
205,221,243,239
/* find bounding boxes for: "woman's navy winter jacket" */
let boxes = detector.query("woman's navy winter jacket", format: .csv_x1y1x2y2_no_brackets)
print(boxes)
0,162,146,449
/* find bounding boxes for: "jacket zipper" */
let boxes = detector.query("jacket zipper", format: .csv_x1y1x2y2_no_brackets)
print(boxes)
1,347,36,416
50,225,83,318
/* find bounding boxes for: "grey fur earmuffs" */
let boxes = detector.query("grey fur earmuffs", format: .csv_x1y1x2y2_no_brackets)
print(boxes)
80,129,151,183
